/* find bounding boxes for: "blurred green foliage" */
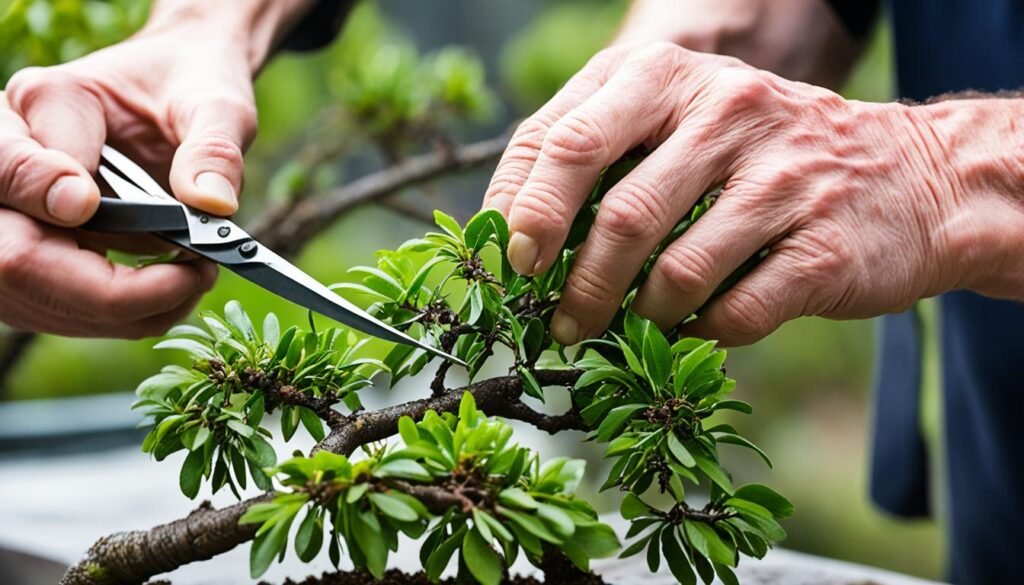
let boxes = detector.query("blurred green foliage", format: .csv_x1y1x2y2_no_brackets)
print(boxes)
0,0,940,580
0,0,150,80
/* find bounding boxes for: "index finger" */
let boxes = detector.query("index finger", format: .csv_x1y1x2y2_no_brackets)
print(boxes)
504,44,684,276
483,47,630,215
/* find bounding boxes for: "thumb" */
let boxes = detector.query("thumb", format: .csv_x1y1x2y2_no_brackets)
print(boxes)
169,96,257,216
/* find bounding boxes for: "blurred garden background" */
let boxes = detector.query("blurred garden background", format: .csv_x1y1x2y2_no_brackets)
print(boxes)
0,0,941,580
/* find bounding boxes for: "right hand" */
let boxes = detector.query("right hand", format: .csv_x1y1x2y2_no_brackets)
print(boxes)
0,10,259,338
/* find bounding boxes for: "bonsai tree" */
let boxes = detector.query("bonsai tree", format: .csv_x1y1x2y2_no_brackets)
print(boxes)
61,155,792,585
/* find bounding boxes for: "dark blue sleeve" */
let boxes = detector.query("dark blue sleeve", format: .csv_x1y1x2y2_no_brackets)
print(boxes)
824,0,881,40
278,0,357,52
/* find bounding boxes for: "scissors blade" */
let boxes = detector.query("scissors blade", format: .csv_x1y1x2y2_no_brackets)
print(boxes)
226,246,466,366
100,145,175,201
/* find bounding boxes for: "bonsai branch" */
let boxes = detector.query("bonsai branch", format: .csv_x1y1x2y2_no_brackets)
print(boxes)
252,135,509,257
58,494,272,585
317,368,583,455
63,368,584,584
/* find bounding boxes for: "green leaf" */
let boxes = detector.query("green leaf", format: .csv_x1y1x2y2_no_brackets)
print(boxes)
263,313,281,348
710,399,753,414
225,300,257,341
249,504,300,578
346,483,370,504
673,341,716,393
693,454,733,494
517,365,544,401
426,525,467,580
689,521,735,566
300,407,326,442
433,209,465,242
295,508,323,562
596,404,646,442
227,419,255,438
497,506,561,544
153,339,216,360
732,484,794,518
498,487,538,510
521,318,545,363
666,432,696,467
537,503,575,539
662,528,697,585
572,523,620,558
179,447,205,499
376,459,432,481
463,524,503,585
620,493,651,520
352,511,388,579
639,318,672,389
369,492,420,522
714,433,772,468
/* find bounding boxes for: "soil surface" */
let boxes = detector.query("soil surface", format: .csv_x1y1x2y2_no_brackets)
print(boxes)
269,568,608,585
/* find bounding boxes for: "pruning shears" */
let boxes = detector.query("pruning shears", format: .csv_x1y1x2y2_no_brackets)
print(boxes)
84,145,464,365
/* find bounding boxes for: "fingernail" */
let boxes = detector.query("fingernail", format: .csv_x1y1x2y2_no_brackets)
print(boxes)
195,172,236,212
47,176,92,223
508,232,539,275
551,311,581,345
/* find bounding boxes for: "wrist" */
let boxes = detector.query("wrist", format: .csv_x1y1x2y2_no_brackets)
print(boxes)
142,0,315,73
912,98,1024,299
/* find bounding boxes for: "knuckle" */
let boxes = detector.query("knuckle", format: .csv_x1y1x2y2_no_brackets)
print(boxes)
628,41,684,71
596,189,666,243
510,119,550,152
655,245,716,297
0,237,35,281
714,68,773,113
190,133,245,169
512,180,574,232
542,112,610,167
718,286,774,340
565,262,617,312
0,141,34,200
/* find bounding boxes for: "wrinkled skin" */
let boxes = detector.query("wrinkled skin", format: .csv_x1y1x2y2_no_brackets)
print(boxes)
485,41,1024,346
0,8,268,338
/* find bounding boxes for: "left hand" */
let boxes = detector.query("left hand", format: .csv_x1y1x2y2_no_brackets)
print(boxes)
484,42,1024,346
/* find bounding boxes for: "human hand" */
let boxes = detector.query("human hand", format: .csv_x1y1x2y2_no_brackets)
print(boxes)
484,43,1024,346
612,0,861,88
0,1,306,337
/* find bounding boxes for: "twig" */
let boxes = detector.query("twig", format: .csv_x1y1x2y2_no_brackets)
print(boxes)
251,135,509,257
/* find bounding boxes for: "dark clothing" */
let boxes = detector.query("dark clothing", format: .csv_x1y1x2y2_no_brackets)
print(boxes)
279,0,355,52
827,1,1024,583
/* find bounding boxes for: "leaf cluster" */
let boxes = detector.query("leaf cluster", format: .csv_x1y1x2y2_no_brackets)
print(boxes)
135,301,385,499
240,393,618,583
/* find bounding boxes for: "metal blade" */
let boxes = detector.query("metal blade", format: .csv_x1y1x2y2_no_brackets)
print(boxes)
100,145,174,200
98,166,167,204
226,247,466,366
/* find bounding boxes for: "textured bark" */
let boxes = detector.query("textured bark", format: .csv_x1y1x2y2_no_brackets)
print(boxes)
61,369,583,584
316,369,583,455
59,495,272,585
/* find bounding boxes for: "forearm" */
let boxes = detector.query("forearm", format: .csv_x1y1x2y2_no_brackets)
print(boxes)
613,0,862,89
143,0,316,73
916,97,1024,299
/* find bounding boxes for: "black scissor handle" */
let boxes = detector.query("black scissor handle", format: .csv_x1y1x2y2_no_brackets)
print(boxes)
82,198,189,233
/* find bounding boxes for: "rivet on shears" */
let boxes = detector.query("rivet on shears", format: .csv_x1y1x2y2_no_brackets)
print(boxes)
199,215,209,224
217,226,231,238
239,241,258,258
